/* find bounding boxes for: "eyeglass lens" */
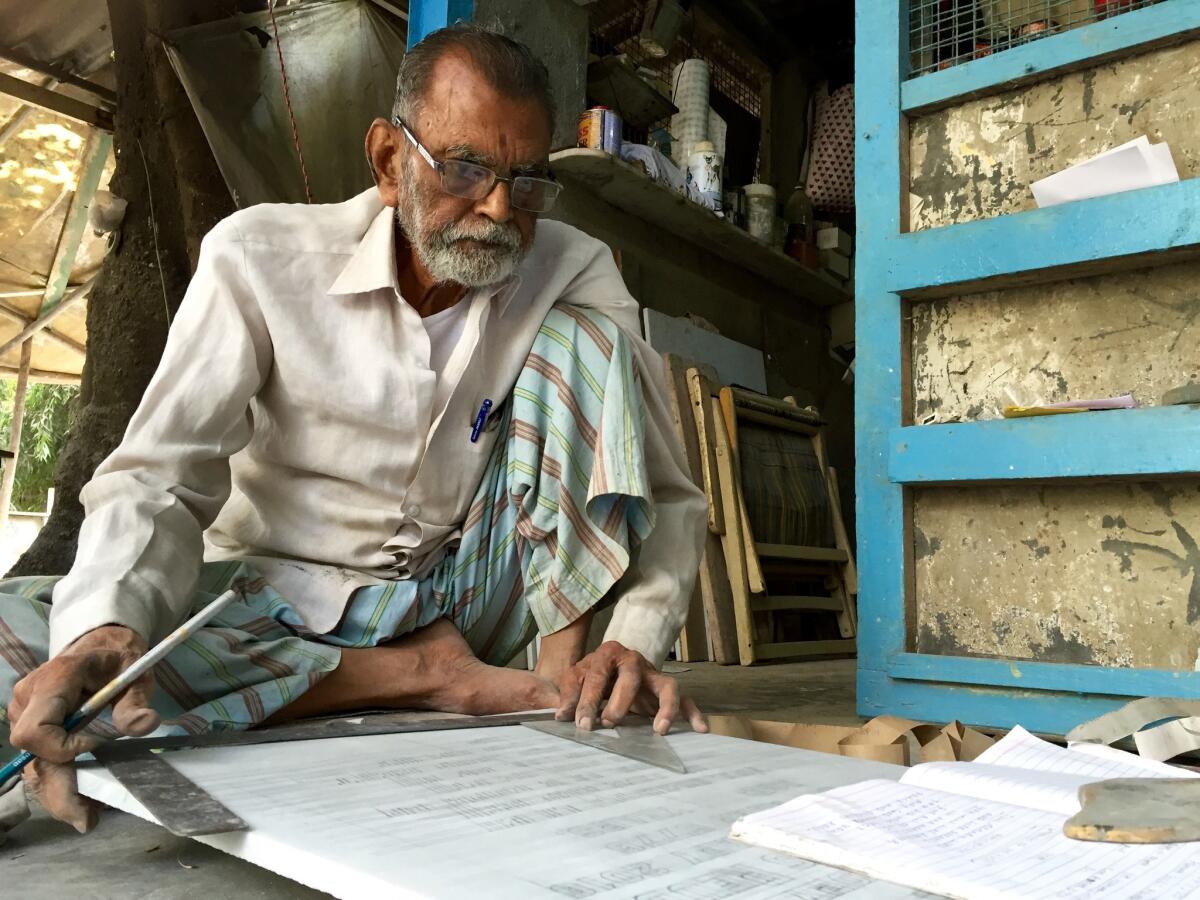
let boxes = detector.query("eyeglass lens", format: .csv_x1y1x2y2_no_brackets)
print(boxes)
440,159,561,213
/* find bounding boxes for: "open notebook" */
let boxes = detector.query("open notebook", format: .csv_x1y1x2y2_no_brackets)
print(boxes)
732,726,1200,900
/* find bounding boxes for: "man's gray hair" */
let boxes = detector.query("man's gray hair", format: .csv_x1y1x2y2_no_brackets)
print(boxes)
392,23,556,134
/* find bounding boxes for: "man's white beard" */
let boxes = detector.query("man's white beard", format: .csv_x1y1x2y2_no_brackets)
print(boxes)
396,166,531,288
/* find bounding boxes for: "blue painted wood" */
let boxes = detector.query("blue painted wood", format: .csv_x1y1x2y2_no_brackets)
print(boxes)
858,668,1134,736
407,0,475,48
890,406,1200,484
888,177,1200,296
854,0,909,718
902,0,1200,114
889,653,1200,698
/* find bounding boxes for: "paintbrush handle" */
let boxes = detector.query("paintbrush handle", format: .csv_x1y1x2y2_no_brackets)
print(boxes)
0,587,241,786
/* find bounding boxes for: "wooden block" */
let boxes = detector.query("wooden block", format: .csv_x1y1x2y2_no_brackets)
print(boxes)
819,249,851,280
816,226,852,256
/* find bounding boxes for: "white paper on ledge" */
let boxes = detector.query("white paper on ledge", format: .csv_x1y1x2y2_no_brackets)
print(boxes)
1031,136,1179,208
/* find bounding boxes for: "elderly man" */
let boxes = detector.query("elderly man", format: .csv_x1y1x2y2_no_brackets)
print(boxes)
0,24,707,834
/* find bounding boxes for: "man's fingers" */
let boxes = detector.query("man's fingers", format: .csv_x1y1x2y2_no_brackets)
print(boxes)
599,658,644,728
25,759,97,834
649,674,680,735
555,667,584,721
10,677,101,763
682,696,708,733
111,672,159,736
575,663,615,730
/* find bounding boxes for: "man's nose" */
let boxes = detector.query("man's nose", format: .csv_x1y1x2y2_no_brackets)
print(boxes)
474,179,513,224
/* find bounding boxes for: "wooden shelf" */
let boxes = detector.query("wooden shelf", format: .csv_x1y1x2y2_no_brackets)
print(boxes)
549,149,852,307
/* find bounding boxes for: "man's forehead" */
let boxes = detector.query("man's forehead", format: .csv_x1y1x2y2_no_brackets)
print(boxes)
415,51,550,159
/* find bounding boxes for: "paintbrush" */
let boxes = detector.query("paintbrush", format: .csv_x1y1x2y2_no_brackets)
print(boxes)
0,587,242,786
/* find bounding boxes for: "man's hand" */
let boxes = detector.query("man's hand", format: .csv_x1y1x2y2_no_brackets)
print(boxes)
7,625,159,832
556,641,707,736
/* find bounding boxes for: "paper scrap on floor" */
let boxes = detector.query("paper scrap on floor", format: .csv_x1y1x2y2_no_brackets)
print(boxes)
77,725,932,900
1031,135,1178,208
731,725,1200,900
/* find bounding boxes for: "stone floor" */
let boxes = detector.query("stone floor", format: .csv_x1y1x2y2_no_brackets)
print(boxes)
3,659,860,898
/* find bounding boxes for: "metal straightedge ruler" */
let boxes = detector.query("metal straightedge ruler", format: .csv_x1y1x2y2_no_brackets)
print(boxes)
92,710,687,837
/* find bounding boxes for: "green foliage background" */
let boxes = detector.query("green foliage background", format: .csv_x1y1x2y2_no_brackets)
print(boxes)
0,381,77,512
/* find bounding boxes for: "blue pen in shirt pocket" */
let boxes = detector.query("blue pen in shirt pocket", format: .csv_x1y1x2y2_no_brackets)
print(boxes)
470,399,493,443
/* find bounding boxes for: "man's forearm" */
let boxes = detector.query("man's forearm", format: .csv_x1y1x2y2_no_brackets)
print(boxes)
534,610,594,682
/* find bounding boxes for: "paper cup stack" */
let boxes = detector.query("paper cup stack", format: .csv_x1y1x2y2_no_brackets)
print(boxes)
670,59,710,170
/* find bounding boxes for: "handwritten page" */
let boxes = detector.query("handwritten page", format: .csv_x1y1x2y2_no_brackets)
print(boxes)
733,726,1200,900
901,762,1092,816
979,725,1199,780
77,727,932,900
732,779,1200,900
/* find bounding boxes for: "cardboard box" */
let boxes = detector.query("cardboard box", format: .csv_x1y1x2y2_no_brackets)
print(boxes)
816,226,852,256
819,249,851,280
706,714,995,767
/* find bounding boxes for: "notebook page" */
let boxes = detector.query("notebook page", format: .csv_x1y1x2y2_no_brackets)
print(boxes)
977,725,1197,780
900,762,1091,816
731,779,1200,900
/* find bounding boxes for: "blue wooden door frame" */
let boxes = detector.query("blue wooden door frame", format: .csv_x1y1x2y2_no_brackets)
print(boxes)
408,0,475,48
855,0,1200,735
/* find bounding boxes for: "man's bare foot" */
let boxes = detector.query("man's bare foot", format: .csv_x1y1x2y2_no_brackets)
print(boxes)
409,620,559,715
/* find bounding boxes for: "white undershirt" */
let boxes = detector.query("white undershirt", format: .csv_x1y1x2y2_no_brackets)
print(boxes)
422,298,471,377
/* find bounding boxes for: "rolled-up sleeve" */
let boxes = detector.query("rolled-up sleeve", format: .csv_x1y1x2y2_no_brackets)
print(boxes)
558,242,707,668
48,220,272,655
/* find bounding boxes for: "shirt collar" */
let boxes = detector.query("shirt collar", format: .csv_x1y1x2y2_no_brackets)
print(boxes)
326,201,524,316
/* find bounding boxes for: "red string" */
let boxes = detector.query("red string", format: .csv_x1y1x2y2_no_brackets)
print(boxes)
266,0,312,203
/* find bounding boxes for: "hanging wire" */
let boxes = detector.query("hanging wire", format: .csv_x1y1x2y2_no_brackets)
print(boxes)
266,0,313,203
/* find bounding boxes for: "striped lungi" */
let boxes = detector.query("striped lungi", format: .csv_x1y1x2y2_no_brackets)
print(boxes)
0,306,653,737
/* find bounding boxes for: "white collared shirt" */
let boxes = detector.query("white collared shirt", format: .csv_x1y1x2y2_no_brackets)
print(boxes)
48,189,706,667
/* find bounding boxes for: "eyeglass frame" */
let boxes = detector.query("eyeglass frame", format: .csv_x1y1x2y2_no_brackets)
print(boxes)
391,116,562,213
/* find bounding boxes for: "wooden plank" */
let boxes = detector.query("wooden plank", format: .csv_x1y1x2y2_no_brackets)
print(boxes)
0,71,113,130
0,365,80,385
40,134,111,315
0,342,32,525
660,353,709,662
888,407,1200,484
719,388,766,595
686,368,724,535
889,652,1200,698
728,387,823,426
854,0,910,722
734,407,820,436
751,596,845,613
887,178,1200,299
0,279,92,359
753,639,856,661
696,538,739,665
825,468,854,595
901,1,1200,115
711,398,757,666
549,148,851,307
756,543,849,563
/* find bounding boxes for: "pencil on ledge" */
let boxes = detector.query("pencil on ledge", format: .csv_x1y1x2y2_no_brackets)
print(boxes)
0,586,243,786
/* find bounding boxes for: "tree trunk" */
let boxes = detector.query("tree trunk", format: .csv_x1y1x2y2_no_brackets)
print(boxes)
8,0,234,576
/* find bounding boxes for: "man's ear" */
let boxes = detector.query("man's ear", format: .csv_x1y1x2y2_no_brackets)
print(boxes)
366,118,403,207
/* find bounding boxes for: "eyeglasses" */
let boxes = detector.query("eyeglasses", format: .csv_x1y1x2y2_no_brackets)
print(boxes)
393,117,562,214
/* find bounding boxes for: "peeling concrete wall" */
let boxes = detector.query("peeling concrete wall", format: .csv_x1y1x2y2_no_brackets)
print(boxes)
908,39,1200,668
909,41,1200,230
915,480,1200,670
912,259,1200,422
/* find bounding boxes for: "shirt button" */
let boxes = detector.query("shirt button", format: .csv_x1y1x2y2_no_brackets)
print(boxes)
406,503,421,518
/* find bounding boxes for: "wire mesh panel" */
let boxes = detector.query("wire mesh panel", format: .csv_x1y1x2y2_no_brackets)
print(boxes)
908,0,1165,77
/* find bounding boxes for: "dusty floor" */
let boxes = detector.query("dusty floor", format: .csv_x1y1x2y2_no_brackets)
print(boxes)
2,659,858,898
